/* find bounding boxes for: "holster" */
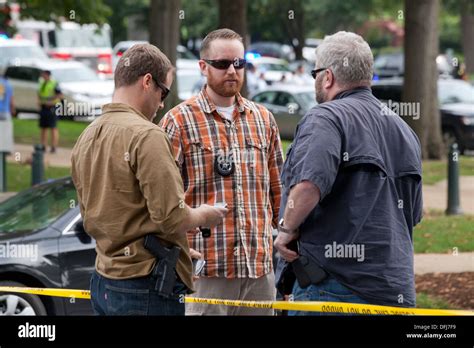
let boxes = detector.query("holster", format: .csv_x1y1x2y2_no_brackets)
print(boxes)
143,234,181,298
291,255,328,288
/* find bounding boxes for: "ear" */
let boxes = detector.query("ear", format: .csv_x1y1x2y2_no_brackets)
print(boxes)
324,69,335,89
199,60,208,77
142,73,153,90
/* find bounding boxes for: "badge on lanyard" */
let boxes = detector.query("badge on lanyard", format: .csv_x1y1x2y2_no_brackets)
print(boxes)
215,149,234,176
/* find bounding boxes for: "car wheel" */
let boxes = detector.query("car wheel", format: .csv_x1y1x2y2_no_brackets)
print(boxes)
0,281,47,316
443,129,465,155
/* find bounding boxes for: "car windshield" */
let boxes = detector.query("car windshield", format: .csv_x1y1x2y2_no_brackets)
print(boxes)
0,45,48,66
54,27,111,48
296,91,317,110
438,80,474,105
0,179,77,233
52,66,99,82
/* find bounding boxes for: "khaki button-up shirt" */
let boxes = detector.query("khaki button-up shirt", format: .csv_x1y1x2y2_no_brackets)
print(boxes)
71,103,193,291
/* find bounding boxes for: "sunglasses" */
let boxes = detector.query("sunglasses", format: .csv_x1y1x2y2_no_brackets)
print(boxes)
204,58,247,70
150,76,170,101
311,67,328,79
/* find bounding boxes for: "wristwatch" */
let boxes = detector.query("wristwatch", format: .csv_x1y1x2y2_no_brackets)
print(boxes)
278,218,293,234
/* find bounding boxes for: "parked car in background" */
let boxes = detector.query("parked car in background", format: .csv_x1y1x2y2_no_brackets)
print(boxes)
247,41,295,62
373,52,454,79
0,177,95,315
15,20,114,79
371,77,474,154
5,60,114,121
0,38,49,74
248,57,293,85
251,85,316,139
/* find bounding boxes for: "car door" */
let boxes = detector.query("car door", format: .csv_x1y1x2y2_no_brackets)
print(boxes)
272,92,302,140
5,66,41,113
57,209,96,315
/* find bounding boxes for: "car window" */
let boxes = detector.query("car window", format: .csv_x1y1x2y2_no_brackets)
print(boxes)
0,45,48,67
371,84,402,102
5,67,40,82
253,91,278,104
0,179,77,233
274,92,296,107
296,91,317,110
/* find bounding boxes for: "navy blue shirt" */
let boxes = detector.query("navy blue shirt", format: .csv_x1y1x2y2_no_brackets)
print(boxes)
279,87,422,307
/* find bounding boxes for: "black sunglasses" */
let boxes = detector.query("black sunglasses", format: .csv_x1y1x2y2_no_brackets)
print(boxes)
204,58,247,70
150,75,170,101
311,67,328,79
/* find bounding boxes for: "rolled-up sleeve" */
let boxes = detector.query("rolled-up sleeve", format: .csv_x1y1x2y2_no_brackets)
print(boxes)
133,129,189,236
288,114,342,200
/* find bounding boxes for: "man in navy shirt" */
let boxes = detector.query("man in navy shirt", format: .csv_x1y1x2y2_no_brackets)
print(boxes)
274,31,423,315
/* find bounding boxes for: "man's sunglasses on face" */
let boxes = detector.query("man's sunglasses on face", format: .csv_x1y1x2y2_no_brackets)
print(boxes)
311,67,328,79
203,58,247,70
150,75,170,101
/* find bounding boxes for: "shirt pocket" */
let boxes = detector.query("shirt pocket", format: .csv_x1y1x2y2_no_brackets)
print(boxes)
184,139,216,188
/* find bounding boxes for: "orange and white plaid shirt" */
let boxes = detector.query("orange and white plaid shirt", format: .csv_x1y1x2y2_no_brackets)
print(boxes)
159,86,283,278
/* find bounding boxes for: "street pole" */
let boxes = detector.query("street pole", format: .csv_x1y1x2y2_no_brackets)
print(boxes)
0,152,6,192
446,143,463,215
32,144,45,186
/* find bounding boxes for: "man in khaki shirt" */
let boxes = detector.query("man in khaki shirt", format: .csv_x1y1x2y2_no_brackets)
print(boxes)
71,44,227,315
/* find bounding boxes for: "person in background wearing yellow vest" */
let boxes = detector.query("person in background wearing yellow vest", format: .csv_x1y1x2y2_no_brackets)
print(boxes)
38,70,63,153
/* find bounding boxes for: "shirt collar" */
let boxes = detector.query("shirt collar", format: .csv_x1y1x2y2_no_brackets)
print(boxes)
197,84,246,114
102,103,150,121
333,86,372,100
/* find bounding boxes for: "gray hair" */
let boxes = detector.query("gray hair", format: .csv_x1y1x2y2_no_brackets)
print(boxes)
314,31,373,87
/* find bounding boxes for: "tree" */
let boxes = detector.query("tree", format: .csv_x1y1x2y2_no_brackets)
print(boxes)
149,0,181,116
460,0,474,75
403,0,444,159
17,0,111,24
218,0,248,96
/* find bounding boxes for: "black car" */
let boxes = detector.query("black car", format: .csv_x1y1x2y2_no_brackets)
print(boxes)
0,177,95,315
371,77,474,154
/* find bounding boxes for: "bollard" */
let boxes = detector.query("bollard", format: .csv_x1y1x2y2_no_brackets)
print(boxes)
32,144,45,186
446,143,463,215
0,151,6,192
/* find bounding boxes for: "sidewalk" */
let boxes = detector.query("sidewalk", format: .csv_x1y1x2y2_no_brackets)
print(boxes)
414,252,474,275
6,143,72,167
422,176,474,214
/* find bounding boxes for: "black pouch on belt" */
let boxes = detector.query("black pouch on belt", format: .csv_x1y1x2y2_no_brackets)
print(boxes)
291,255,328,289
143,234,181,298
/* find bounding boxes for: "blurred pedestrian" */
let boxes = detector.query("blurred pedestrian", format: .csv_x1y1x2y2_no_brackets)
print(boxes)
38,70,62,153
0,73,15,191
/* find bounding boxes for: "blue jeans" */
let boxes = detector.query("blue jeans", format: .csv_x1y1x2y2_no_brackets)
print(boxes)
289,276,368,316
90,269,188,316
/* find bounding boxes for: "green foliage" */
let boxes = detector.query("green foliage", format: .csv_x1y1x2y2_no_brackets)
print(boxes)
17,0,111,24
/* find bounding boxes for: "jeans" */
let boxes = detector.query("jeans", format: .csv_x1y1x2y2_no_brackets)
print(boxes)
289,276,368,316
90,268,188,316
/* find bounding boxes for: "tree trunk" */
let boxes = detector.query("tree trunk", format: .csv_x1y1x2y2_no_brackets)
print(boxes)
149,0,181,119
403,0,444,159
282,0,304,60
460,0,474,76
218,0,248,97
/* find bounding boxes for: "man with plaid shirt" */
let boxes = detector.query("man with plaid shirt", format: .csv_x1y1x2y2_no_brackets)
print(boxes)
159,29,283,315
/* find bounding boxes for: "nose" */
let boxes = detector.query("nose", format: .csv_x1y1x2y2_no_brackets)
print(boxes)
158,101,164,110
226,63,236,74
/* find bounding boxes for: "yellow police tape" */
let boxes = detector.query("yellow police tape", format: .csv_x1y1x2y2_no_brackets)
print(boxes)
0,286,473,316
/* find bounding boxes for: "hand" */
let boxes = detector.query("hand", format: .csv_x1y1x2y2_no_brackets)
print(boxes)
189,248,203,281
274,231,299,262
198,204,228,228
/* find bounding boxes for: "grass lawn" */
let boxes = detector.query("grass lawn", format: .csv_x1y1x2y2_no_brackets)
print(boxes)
414,210,474,253
13,119,88,149
6,162,71,192
416,292,452,309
